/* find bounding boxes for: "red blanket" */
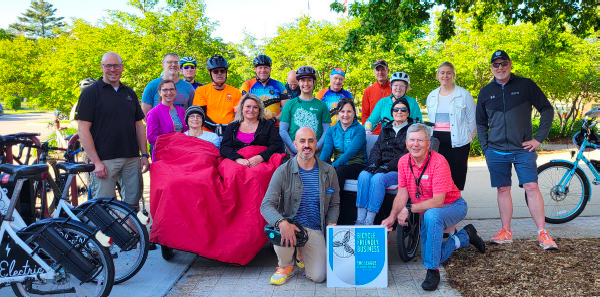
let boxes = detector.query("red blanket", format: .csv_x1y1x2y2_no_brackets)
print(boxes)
149,133,284,265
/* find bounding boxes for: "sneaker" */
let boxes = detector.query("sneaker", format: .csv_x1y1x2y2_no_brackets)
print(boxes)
295,249,305,269
490,228,513,244
270,265,294,285
462,224,485,253
537,230,558,250
421,269,440,291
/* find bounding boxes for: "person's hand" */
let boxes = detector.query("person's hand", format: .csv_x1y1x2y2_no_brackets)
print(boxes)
522,139,541,152
235,158,250,166
381,216,395,231
328,223,337,226
140,156,150,173
374,165,389,174
93,161,108,178
364,164,378,173
366,131,373,135
397,207,410,227
279,220,300,247
248,155,264,167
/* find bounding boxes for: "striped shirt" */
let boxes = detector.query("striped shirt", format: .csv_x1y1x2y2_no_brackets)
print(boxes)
294,163,321,230
397,150,460,205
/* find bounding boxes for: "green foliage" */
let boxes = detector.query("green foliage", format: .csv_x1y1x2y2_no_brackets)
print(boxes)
5,95,22,111
9,1,65,39
0,29,15,41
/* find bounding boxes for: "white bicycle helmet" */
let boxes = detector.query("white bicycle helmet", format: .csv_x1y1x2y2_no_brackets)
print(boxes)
390,72,410,85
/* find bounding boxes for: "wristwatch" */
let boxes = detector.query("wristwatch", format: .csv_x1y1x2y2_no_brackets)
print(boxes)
405,204,412,214
141,154,150,158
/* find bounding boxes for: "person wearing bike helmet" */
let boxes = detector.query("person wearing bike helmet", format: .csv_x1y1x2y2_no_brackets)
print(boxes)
365,71,422,134
261,127,339,285
316,68,353,126
193,54,242,133
476,50,557,250
141,53,196,115
279,66,331,154
180,56,203,89
70,78,97,123
241,55,288,126
382,123,485,291
361,59,392,134
184,105,219,147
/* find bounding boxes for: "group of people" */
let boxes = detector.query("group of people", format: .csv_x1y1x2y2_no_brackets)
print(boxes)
74,49,557,291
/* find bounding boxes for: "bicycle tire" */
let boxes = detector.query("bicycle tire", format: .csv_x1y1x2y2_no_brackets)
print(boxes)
76,200,149,284
396,212,421,262
11,220,115,297
527,161,590,224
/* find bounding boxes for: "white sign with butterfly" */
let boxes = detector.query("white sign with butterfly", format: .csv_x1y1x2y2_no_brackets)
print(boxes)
326,225,388,287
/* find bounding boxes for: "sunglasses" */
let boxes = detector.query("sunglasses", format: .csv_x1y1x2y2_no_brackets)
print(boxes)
212,69,227,74
182,65,196,70
492,61,510,68
392,107,409,113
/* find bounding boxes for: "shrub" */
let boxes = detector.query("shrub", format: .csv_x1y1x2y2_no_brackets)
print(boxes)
5,95,21,111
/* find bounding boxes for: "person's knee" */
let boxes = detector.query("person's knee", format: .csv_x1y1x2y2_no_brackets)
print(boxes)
497,186,511,195
306,269,326,283
423,208,442,225
522,182,539,192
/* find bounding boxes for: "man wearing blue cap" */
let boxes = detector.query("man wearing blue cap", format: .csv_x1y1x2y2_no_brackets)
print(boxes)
316,68,353,126
476,50,557,250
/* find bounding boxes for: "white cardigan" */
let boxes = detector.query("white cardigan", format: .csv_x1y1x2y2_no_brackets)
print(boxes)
426,85,477,148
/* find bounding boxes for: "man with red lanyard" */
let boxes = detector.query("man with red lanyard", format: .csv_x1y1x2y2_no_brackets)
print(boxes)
382,123,485,291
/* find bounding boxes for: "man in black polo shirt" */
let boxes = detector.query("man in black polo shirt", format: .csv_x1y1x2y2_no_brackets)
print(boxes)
76,52,149,208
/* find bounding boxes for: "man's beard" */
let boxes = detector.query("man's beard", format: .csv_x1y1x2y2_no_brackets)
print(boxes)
299,148,314,160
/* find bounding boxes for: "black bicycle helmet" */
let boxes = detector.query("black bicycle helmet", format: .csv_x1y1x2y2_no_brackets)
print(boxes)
296,66,317,81
185,105,206,125
180,56,197,67
572,130,598,152
264,219,309,247
253,54,272,67
206,54,229,71
79,78,96,91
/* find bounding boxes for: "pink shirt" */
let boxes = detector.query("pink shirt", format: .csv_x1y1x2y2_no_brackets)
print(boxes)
236,130,255,144
398,150,460,205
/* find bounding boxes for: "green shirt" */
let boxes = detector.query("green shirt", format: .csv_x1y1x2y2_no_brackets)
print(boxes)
280,97,331,141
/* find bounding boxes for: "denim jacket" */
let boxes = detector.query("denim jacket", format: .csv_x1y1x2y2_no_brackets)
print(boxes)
426,85,476,148
319,120,367,167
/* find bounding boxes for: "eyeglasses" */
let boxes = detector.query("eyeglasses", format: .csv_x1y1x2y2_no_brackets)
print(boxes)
392,107,409,113
182,65,196,70
492,61,510,68
212,69,227,74
188,115,202,119
407,138,428,144
160,88,176,93
102,64,123,70
288,83,298,86
393,84,407,89
164,61,179,65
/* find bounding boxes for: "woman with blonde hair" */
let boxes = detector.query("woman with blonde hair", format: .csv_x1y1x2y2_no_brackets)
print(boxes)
220,93,282,167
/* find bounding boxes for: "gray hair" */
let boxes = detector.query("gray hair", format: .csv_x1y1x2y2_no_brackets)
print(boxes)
162,52,179,63
436,61,455,74
234,93,266,123
101,52,122,64
407,123,431,141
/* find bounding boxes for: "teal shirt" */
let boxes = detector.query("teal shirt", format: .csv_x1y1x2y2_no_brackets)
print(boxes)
367,95,422,128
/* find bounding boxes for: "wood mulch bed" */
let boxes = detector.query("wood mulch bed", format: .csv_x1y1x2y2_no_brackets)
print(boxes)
443,238,600,297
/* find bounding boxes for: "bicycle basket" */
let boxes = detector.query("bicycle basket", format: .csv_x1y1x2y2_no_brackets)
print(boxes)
572,130,599,152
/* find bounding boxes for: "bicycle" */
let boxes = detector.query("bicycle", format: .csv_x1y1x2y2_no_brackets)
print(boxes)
0,161,114,296
1,134,150,284
529,108,600,223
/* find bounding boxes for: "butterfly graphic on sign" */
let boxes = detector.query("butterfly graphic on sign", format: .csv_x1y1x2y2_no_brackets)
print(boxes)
333,230,355,258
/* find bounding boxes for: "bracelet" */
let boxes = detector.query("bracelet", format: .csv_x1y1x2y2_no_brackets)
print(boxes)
405,204,412,213
141,154,150,158
275,218,286,228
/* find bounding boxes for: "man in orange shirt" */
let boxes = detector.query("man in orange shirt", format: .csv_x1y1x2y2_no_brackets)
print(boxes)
361,59,391,135
193,54,242,134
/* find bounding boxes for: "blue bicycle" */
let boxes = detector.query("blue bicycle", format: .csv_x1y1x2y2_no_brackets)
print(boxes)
532,108,600,223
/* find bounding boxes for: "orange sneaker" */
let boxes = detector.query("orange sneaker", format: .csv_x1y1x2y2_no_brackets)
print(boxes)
490,228,513,244
295,249,305,268
537,230,558,250
270,265,294,285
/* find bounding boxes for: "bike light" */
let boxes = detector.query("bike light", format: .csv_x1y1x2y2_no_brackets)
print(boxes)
95,231,113,247
137,210,150,225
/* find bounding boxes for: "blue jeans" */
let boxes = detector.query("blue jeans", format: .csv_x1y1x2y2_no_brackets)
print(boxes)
420,197,469,270
356,171,398,213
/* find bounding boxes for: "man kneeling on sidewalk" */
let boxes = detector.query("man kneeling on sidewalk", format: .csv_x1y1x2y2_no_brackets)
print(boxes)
382,123,485,291
261,127,340,285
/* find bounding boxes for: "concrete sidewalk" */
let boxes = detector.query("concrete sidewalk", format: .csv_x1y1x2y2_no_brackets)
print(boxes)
166,217,599,297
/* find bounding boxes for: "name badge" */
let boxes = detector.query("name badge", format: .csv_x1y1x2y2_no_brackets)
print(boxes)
326,189,335,194
422,175,429,179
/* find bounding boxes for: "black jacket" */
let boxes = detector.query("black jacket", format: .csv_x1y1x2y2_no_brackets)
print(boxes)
476,74,554,152
368,118,413,172
284,83,300,99
220,119,282,162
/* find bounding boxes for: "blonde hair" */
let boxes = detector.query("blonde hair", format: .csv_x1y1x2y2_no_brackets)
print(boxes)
436,61,455,75
234,93,266,123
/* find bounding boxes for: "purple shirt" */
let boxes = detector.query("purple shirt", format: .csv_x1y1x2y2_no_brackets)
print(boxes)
147,103,187,146
236,130,255,144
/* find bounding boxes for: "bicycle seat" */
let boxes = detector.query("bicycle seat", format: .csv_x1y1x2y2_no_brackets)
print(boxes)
0,164,48,179
56,162,95,174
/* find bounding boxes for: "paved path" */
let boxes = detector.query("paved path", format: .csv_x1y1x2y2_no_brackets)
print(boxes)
0,112,55,140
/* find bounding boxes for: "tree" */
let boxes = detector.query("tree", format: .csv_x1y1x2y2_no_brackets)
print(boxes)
331,1,600,51
0,29,15,41
9,1,65,39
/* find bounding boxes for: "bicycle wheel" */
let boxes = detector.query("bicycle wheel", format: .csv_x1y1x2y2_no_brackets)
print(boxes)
396,212,421,262
529,161,590,224
78,200,149,284
12,221,114,297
